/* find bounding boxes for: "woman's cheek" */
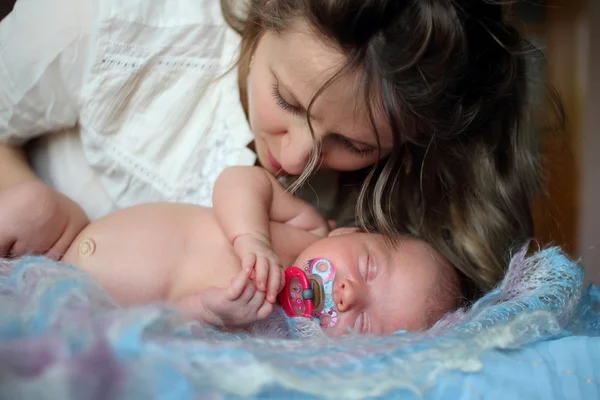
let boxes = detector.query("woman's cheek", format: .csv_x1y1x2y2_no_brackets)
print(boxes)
260,101,290,138
248,83,278,135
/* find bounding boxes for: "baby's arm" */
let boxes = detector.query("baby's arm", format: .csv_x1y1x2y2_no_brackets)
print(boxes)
213,166,329,243
213,166,329,301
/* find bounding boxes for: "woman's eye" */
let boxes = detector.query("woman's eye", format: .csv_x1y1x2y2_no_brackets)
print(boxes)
333,135,375,158
271,84,302,116
270,84,376,158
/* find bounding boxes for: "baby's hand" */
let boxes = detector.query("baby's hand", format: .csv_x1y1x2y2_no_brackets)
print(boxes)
183,269,274,328
232,234,283,303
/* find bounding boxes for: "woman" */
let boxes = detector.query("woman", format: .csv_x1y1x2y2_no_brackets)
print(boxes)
0,0,562,299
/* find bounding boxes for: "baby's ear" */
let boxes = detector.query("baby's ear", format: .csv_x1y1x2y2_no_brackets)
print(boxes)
328,227,360,237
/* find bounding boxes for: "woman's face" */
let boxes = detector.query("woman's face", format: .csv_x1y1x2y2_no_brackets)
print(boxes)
246,20,394,177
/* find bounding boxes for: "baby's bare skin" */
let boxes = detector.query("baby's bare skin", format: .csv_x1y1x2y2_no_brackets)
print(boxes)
61,202,319,307
58,167,459,335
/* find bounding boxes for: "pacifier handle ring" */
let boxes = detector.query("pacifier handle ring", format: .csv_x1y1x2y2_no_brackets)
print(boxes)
279,266,314,318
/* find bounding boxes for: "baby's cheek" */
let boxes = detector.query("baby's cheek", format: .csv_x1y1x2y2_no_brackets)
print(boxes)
321,312,358,338
322,324,351,338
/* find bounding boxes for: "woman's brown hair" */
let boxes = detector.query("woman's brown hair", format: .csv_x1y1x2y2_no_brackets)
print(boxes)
222,0,564,299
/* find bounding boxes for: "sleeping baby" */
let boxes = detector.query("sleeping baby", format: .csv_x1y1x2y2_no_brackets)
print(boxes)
61,167,460,336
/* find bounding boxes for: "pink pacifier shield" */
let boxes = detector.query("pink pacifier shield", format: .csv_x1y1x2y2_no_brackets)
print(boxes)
305,259,338,328
279,258,339,329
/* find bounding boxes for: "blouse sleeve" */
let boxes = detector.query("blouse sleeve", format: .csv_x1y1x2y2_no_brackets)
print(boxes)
0,0,94,145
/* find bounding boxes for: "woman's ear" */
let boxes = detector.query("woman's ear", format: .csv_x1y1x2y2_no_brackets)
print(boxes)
328,227,360,237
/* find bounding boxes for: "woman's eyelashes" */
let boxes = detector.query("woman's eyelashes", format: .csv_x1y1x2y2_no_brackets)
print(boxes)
271,84,376,157
331,135,375,157
271,84,302,116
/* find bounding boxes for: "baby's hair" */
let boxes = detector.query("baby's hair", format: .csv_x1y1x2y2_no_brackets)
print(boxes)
222,0,565,299
423,254,462,329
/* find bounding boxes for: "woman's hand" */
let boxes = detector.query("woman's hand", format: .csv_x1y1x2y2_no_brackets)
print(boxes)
0,180,89,259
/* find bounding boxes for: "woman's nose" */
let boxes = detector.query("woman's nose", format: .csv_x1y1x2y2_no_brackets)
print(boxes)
334,278,365,313
279,128,315,175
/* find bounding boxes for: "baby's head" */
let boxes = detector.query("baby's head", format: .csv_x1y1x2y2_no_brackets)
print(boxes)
282,228,460,337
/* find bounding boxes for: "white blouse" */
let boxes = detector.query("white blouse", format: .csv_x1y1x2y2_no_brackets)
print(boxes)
0,0,256,220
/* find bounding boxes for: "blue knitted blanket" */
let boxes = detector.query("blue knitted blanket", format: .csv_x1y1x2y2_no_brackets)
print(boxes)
1,247,599,399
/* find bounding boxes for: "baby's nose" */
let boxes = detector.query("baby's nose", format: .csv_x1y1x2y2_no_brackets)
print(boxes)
334,278,364,312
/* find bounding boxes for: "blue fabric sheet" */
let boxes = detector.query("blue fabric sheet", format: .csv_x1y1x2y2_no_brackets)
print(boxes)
0,247,599,399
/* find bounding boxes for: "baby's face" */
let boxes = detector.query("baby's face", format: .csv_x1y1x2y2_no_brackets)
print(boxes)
290,229,453,336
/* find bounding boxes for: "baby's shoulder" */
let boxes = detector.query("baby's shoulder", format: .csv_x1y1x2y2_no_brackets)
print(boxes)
269,222,321,268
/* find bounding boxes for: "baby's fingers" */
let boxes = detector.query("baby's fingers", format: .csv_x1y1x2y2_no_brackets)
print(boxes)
254,256,271,292
227,269,251,300
241,253,256,273
266,265,282,304
247,285,266,310
239,278,258,303
256,300,274,321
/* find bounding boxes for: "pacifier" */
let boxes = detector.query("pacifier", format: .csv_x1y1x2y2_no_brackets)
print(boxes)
279,258,338,328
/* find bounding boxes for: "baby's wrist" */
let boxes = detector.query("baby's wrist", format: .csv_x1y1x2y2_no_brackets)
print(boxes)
232,232,270,248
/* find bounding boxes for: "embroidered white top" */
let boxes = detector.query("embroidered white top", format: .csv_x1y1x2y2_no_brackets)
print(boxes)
0,0,256,220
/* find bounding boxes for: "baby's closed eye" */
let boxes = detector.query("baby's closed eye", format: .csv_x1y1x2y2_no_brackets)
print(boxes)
359,253,379,282
359,254,369,281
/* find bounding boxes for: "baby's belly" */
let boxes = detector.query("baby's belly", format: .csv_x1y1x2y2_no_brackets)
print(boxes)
167,224,242,302
61,203,240,306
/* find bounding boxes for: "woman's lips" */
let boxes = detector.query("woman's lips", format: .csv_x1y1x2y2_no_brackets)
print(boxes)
267,149,281,169
267,149,288,175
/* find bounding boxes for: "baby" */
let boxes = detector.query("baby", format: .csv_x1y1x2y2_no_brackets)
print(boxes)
61,167,460,336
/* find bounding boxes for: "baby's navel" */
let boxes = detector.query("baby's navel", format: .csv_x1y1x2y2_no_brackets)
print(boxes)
78,238,97,256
